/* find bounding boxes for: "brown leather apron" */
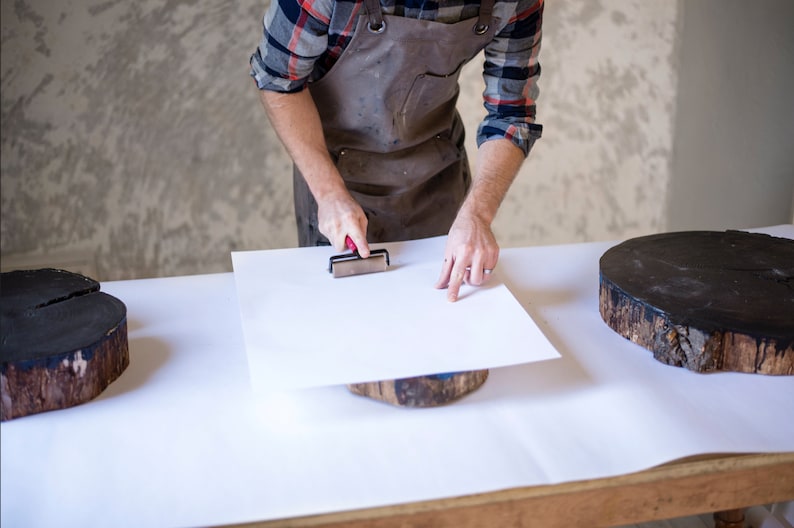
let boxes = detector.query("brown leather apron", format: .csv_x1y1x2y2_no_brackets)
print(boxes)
294,0,496,246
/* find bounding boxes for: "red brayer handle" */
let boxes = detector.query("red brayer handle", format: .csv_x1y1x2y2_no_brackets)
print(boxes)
345,235,357,253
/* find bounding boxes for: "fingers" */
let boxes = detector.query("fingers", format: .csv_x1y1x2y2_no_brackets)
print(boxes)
317,195,370,257
327,221,364,253
334,230,369,258
435,257,454,290
435,216,499,301
435,255,497,302
446,262,468,303
346,232,370,258
467,252,489,286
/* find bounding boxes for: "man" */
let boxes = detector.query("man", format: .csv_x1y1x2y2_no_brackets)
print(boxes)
251,0,543,302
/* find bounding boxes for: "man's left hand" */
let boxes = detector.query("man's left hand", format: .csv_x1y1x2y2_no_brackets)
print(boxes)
435,210,499,302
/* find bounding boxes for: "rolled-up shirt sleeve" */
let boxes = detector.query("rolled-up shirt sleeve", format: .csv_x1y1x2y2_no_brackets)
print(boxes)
250,0,333,93
478,0,544,157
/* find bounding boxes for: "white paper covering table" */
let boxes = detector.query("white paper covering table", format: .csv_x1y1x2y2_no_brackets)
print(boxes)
2,226,793,528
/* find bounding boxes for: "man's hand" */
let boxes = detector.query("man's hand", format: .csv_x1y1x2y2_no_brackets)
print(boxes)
435,138,526,302
259,88,370,255
317,190,370,257
435,210,499,302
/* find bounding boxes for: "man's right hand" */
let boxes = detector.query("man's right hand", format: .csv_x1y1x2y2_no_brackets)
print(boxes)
258,89,370,257
317,191,370,257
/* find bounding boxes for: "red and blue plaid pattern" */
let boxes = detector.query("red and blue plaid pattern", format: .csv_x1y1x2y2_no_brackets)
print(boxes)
251,0,543,155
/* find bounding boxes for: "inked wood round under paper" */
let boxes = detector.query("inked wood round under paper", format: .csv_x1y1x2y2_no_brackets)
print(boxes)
348,369,489,407
1,269,129,420
599,230,793,375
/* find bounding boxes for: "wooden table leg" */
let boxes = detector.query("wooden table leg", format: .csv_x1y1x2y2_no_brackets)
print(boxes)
713,509,745,528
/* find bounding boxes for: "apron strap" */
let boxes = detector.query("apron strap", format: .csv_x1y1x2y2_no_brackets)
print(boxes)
474,0,496,35
363,0,496,35
363,0,385,33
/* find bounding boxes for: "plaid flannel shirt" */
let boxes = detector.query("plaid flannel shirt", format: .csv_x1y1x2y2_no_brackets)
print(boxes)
250,0,543,155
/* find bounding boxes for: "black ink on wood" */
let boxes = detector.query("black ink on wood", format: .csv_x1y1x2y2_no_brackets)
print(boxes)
599,231,794,375
1,268,129,420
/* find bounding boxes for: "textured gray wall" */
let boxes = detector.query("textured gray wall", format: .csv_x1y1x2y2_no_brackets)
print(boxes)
2,1,293,280
485,0,678,244
1,0,679,281
667,0,794,231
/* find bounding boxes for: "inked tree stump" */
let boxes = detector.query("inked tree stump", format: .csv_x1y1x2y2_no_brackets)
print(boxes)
1,268,129,421
599,231,794,375
348,370,489,407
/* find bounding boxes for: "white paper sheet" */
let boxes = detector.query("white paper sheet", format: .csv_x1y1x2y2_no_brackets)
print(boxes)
231,236,560,392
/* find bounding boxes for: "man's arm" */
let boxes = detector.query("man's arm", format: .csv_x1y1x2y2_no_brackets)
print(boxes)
258,88,370,255
435,0,543,302
435,138,525,301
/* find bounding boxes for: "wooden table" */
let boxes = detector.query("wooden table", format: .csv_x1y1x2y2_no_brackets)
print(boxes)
2,226,792,528
234,453,794,528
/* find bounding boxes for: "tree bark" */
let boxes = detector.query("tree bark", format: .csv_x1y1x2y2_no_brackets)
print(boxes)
599,231,793,375
348,370,489,407
1,268,129,420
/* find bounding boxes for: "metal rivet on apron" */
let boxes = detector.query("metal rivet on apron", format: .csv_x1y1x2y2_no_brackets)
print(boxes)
368,20,386,34
473,23,489,35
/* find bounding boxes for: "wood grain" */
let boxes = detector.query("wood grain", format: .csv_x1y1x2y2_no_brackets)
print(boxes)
226,453,794,528
348,370,489,407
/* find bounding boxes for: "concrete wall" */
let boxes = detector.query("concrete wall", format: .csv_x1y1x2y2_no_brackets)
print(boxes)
1,1,293,280
4,0,680,281
667,0,794,231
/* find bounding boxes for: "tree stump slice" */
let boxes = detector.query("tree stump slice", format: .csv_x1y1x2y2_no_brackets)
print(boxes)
348,370,489,407
599,230,794,375
1,268,129,421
